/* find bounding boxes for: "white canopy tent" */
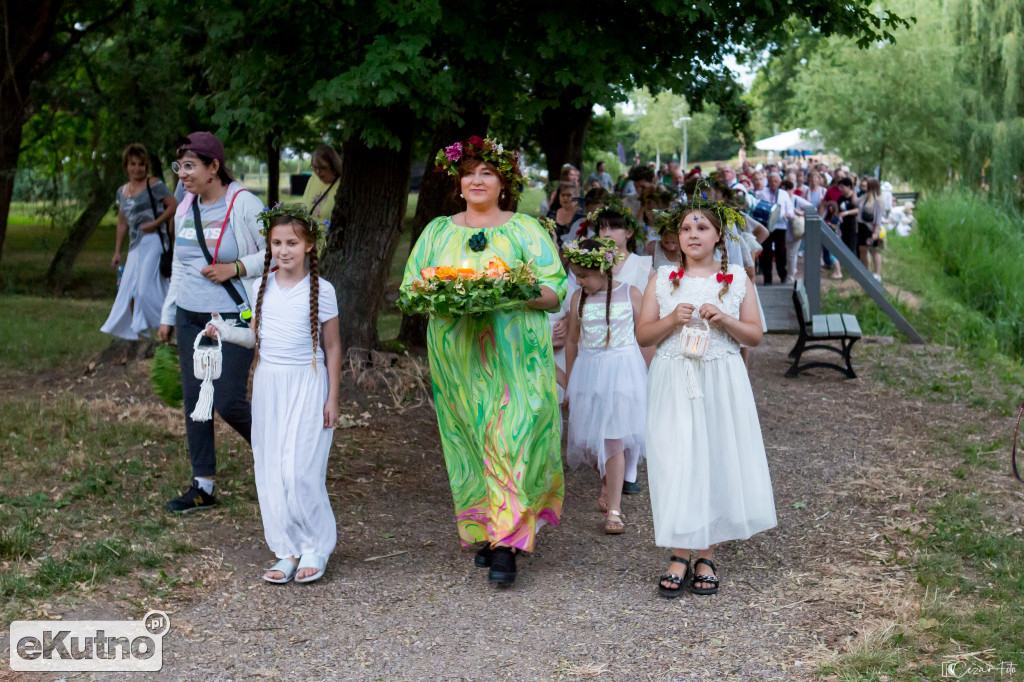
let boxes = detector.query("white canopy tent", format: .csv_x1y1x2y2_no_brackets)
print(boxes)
753,128,824,153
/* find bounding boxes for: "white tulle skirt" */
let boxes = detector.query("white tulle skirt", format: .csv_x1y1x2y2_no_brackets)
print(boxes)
252,360,337,560
100,232,168,340
566,345,647,476
646,352,777,549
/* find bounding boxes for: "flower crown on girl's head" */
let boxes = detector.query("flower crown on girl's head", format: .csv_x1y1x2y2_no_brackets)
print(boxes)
582,197,644,235
562,237,624,272
667,179,745,234
256,203,328,256
434,136,525,201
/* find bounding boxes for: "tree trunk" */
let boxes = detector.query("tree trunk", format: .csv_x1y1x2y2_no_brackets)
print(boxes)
536,87,594,181
0,118,20,276
46,163,121,295
320,111,414,354
266,136,280,206
0,0,65,276
397,107,490,348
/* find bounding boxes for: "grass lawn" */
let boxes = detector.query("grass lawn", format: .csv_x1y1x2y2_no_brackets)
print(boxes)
818,214,1024,679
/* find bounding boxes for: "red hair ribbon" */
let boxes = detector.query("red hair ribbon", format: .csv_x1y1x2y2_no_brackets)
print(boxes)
716,272,733,283
669,269,684,281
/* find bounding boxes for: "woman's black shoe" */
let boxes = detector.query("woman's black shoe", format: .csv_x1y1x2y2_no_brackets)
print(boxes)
487,547,517,585
474,544,493,568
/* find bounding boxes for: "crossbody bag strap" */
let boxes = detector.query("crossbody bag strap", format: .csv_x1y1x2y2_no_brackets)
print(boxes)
190,197,251,323
145,181,171,252
309,177,337,214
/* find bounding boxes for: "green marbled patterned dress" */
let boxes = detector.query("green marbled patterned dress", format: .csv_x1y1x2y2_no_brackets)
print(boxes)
401,213,567,551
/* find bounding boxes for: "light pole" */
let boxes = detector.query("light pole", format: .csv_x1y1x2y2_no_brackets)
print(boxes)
680,116,692,169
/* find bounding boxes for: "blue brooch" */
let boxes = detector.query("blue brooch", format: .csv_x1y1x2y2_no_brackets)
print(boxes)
468,230,487,252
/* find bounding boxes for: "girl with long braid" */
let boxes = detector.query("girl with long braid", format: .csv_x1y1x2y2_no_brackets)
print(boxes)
636,198,777,598
205,205,341,584
563,238,647,534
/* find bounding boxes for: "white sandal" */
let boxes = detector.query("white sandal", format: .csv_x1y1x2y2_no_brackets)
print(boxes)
263,558,297,584
294,554,328,583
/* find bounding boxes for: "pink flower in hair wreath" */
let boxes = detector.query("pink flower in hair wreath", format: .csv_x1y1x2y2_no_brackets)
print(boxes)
444,142,463,162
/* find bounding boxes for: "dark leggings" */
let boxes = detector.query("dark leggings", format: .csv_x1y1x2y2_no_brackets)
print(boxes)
176,308,253,478
759,229,788,284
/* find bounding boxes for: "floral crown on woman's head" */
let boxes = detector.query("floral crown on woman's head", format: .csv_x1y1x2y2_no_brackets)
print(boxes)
256,203,327,255
435,136,525,202
562,237,624,272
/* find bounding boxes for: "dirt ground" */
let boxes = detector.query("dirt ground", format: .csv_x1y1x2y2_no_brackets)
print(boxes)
1,329,1013,681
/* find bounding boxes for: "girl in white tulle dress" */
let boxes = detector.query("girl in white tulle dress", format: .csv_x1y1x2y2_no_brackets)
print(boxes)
637,201,777,598
564,238,647,535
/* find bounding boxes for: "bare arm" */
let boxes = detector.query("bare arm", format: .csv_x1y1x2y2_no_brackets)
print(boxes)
321,316,342,428
527,285,560,311
564,289,581,379
111,208,129,267
629,285,654,367
635,275,693,347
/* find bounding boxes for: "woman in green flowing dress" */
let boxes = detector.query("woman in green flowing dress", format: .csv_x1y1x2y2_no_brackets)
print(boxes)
400,136,567,586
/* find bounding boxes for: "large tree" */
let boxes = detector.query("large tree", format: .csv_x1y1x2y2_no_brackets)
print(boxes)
0,0,132,275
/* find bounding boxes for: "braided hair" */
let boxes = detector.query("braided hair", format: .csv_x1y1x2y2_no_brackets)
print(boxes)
571,239,615,349
254,216,322,370
670,208,730,301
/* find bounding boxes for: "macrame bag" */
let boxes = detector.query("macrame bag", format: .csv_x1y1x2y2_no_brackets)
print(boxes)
680,314,710,399
189,333,223,422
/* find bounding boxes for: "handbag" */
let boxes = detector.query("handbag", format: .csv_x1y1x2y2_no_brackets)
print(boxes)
790,214,805,239
145,182,174,278
680,315,710,400
189,332,222,423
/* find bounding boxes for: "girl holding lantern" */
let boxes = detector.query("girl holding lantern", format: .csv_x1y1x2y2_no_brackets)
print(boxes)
635,193,777,599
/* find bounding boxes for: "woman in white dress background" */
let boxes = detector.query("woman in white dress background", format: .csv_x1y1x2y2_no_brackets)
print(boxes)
636,201,777,598
101,144,177,339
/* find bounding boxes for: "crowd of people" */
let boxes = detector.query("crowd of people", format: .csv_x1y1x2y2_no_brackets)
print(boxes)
543,157,912,286
95,130,913,597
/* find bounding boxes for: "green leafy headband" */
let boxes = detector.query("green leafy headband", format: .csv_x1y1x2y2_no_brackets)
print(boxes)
659,180,745,237
256,203,328,256
434,136,525,202
583,197,644,236
562,237,624,272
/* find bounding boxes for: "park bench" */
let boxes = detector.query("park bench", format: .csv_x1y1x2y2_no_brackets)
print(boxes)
786,280,862,379
892,190,920,204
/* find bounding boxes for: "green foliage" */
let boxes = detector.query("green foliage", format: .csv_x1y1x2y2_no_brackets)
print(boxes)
150,345,183,409
789,0,956,184
628,89,715,163
398,260,541,317
915,193,1024,357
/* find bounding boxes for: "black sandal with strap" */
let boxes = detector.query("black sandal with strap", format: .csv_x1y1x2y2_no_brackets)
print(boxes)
691,557,720,595
657,555,691,599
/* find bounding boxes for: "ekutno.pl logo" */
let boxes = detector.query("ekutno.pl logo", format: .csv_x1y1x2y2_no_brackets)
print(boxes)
10,610,169,672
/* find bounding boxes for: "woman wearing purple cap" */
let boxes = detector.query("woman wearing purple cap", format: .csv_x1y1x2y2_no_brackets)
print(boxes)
158,131,269,513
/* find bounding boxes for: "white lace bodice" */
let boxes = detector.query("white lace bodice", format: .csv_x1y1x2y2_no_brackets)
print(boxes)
654,264,747,361
578,282,637,351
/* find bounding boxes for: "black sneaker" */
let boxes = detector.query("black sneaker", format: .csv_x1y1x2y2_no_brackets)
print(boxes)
622,480,642,495
487,547,517,586
474,544,494,568
165,480,217,513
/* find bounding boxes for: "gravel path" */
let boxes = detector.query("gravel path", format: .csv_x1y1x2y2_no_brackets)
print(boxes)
18,332,984,681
